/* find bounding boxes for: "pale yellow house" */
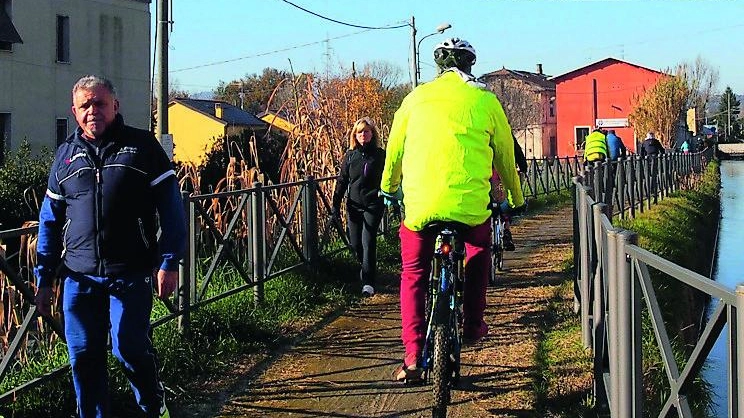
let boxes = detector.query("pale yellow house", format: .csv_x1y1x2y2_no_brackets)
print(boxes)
168,99,266,166
0,0,152,162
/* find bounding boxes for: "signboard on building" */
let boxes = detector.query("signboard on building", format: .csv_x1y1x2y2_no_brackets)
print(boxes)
595,118,629,128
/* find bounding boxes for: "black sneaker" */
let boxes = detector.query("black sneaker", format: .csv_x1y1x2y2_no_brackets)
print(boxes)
503,229,515,251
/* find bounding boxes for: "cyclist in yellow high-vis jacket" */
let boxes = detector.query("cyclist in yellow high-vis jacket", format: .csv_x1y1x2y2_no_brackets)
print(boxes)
583,129,608,163
380,37,525,382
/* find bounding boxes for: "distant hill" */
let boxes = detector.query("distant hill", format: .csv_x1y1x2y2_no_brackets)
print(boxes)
190,91,214,100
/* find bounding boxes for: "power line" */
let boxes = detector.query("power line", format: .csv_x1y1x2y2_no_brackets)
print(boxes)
278,0,408,30
169,29,373,73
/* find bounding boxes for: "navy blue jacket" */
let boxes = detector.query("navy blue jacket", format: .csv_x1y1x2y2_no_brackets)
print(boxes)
34,115,186,287
640,137,665,157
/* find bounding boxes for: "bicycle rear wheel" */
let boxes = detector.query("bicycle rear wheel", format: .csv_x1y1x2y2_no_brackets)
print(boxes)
431,324,450,418
495,237,505,271
490,218,504,286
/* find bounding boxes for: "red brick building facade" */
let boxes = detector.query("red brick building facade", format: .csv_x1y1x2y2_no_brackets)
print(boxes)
552,58,665,156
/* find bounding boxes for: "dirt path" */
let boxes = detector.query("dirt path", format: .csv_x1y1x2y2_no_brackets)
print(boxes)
211,205,574,418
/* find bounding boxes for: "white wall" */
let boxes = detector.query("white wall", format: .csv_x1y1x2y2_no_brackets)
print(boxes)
0,0,150,155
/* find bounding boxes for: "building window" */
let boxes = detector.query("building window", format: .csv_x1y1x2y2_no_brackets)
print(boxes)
0,113,10,165
549,99,555,118
56,118,68,145
0,0,23,51
56,15,70,62
550,135,557,156
575,127,590,151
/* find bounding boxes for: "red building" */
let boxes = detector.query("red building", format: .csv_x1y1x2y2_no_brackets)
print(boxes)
552,58,665,156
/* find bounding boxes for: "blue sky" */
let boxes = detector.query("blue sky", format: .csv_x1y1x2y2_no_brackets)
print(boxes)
155,0,744,95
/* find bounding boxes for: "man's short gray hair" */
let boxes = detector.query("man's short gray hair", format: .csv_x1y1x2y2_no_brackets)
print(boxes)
72,75,117,99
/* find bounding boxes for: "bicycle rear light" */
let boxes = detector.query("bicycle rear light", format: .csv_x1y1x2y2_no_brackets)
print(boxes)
440,243,451,255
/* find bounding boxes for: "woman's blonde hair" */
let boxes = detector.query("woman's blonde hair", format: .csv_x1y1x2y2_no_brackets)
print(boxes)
348,117,380,149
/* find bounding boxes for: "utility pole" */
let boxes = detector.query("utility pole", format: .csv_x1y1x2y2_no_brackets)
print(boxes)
410,16,418,88
727,91,731,141
155,0,169,141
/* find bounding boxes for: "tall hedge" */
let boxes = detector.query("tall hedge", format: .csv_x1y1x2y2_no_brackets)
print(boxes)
0,140,53,230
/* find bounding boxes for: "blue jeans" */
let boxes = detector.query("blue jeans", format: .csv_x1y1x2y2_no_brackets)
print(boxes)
63,272,163,418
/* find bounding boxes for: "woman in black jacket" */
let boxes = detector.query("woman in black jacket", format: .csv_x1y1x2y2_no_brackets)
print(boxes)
332,117,386,297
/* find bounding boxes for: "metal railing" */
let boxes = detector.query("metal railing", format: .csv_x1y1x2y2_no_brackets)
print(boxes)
573,149,743,417
0,150,686,405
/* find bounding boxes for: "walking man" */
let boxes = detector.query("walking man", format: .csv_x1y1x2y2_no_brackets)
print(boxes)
34,75,185,418
640,131,665,202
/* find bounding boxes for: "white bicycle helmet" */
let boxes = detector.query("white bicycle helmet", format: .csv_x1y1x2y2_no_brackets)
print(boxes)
434,37,477,70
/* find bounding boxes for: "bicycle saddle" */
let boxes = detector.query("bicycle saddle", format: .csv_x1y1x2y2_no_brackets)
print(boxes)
423,221,470,235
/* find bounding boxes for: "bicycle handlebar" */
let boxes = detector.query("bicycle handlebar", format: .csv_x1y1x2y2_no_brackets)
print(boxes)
489,200,527,217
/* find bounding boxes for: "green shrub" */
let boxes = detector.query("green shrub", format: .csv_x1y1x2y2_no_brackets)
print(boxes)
0,140,53,229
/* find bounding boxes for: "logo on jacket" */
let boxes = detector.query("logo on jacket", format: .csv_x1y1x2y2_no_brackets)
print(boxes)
65,152,87,165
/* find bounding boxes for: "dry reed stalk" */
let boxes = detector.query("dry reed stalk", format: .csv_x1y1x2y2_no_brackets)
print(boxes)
0,224,62,365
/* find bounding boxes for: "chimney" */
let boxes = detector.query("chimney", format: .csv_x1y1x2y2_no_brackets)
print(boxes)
214,103,223,119
536,63,543,75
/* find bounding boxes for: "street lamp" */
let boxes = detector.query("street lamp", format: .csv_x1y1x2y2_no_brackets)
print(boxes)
416,23,452,85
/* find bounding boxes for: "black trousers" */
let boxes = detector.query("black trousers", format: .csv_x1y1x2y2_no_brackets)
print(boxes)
347,205,384,287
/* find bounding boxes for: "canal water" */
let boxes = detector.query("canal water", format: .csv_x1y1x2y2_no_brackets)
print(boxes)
706,159,744,417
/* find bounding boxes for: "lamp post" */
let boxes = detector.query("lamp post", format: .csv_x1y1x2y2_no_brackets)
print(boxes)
416,23,452,85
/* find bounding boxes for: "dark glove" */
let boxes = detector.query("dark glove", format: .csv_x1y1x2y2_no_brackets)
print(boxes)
492,201,527,217
510,203,527,217
379,189,403,208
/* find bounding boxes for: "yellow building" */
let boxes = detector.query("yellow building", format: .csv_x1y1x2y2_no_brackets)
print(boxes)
257,110,297,135
168,99,266,166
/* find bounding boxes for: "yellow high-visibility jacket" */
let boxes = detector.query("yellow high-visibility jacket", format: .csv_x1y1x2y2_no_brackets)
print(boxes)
584,131,608,162
380,71,525,231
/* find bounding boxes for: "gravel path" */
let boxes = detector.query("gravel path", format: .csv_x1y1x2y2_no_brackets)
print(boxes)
207,205,575,418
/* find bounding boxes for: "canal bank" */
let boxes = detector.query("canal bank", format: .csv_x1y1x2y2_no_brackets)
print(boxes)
615,161,720,416
707,159,744,417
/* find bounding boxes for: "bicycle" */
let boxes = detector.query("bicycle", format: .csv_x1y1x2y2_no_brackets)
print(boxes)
421,221,467,418
490,205,506,286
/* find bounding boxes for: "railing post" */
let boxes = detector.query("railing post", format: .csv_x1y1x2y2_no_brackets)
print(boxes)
578,185,592,348
302,175,319,267
531,157,539,196
617,160,626,218
251,182,265,306
640,156,646,208
591,203,609,409
613,230,642,417
189,197,198,303
572,181,580,317
244,189,253,275
606,227,620,416
628,158,636,218
177,191,191,335
735,284,744,417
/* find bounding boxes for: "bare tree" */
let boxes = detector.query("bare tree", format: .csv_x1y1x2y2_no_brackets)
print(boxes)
487,79,540,132
676,56,719,133
360,61,403,91
677,56,719,111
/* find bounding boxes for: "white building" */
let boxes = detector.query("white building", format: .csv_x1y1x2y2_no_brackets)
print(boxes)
0,0,151,162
